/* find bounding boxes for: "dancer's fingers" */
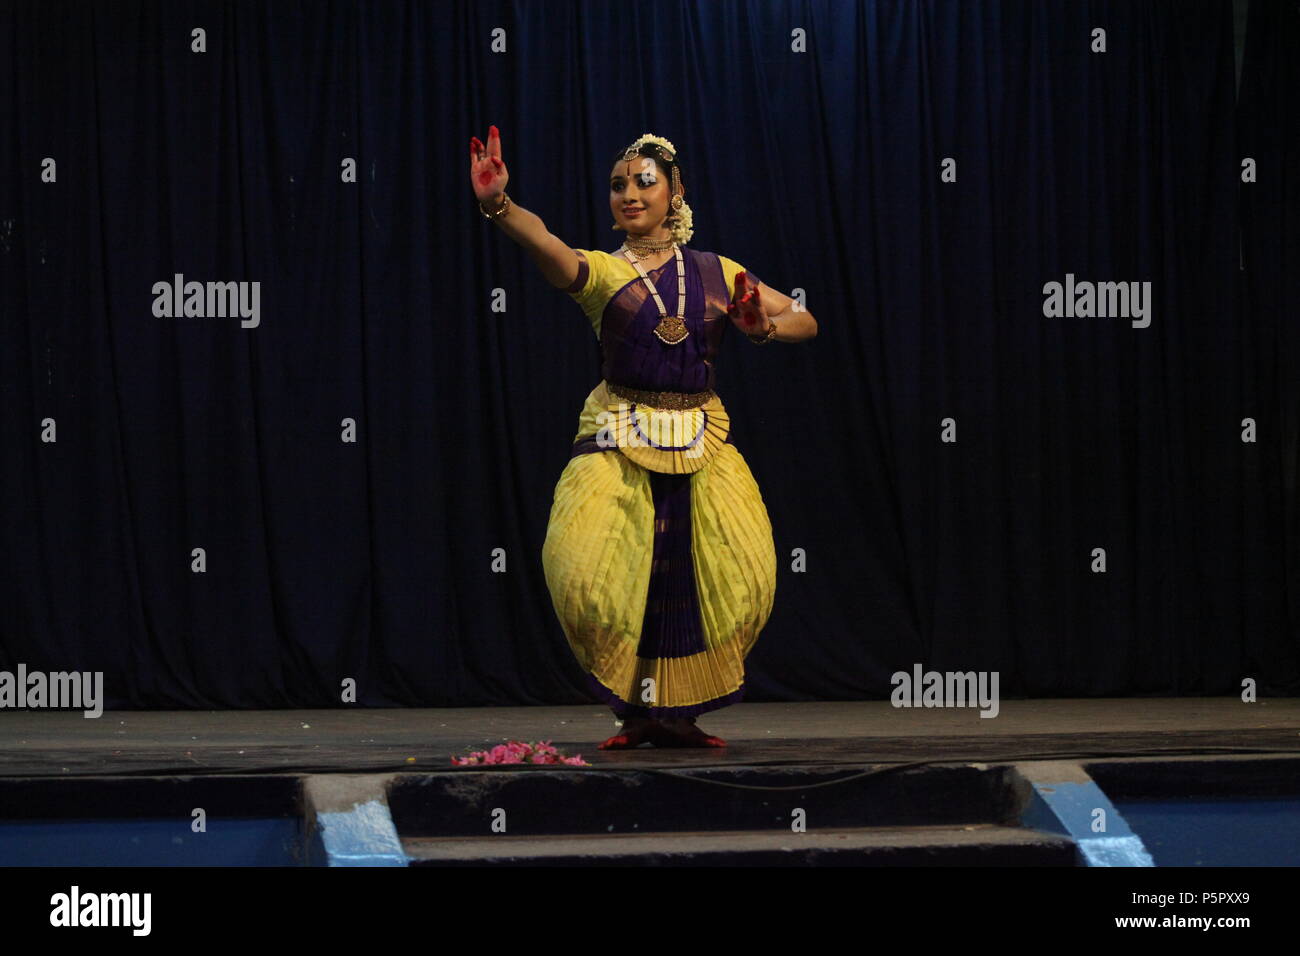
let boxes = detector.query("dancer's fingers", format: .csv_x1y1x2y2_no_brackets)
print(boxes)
487,124,502,158
733,271,749,301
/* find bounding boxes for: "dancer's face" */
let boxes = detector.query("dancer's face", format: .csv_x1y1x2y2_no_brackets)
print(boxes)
609,156,678,239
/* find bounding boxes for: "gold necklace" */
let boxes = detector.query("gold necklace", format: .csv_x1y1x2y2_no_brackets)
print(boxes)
620,244,688,345
623,233,675,258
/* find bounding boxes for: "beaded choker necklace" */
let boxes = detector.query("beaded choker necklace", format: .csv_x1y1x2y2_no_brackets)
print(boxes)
622,233,676,258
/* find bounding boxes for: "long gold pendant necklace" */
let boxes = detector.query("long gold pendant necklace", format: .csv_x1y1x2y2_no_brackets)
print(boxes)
620,239,687,345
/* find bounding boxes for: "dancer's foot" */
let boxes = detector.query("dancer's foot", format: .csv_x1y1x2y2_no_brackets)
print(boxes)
598,717,655,750
655,717,727,748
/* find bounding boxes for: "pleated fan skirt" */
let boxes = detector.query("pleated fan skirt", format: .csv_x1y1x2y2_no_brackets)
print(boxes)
542,383,777,719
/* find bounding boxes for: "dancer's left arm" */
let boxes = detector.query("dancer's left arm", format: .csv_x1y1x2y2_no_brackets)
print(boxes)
728,272,818,342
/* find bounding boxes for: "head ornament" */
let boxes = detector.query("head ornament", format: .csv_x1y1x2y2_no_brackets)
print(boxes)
615,132,693,245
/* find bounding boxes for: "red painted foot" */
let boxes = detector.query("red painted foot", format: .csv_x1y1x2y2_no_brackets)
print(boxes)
655,719,727,748
678,725,727,748
598,721,653,749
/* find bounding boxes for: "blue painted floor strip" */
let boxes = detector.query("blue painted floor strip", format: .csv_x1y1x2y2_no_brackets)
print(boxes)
1020,772,1155,867
304,777,410,867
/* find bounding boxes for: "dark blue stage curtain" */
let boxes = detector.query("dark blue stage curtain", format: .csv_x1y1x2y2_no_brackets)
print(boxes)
0,1,1296,708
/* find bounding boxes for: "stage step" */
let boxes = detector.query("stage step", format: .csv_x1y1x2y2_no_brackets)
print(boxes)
388,763,1025,837
386,763,1081,865
402,823,1078,866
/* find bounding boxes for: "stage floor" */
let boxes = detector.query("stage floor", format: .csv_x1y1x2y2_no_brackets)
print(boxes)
2,698,1297,777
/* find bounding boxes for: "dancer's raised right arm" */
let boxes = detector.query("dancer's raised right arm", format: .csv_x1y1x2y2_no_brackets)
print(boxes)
470,125,580,291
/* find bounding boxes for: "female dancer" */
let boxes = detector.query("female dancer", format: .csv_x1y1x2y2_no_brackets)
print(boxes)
469,126,817,748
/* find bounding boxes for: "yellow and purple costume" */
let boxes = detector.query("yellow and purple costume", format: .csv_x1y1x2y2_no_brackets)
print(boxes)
542,246,777,719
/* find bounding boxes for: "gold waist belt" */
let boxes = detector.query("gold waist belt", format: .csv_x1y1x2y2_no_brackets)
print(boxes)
607,382,716,410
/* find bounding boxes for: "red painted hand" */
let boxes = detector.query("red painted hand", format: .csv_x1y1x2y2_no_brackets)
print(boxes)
727,272,772,336
469,125,508,204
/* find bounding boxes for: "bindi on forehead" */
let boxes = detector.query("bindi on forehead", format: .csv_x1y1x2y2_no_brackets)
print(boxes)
612,158,660,185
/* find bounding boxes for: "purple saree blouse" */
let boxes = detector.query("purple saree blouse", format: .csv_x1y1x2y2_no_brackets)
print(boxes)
564,246,760,394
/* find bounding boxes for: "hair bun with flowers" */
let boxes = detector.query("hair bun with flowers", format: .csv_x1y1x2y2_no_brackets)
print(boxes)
624,132,694,245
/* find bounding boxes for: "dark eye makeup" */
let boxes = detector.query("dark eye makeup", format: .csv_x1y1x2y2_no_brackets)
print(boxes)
610,177,658,190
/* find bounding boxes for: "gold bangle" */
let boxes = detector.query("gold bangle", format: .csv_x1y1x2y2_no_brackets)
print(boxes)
479,192,511,220
747,319,778,345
